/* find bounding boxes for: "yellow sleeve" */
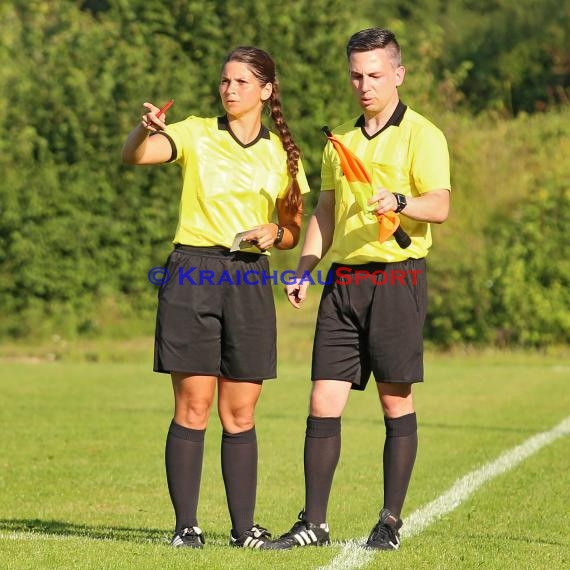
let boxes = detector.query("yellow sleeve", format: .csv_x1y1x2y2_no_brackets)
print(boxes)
163,116,199,164
320,142,336,191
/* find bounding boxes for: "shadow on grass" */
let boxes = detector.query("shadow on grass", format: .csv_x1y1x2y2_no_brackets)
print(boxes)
0,519,167,543
0,519,230,545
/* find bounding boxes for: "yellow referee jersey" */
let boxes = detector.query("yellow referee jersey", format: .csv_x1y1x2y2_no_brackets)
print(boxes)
163,115,310,248
321,102,451,264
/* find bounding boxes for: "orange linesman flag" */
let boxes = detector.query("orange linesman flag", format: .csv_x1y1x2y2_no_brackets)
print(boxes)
322,126,410,248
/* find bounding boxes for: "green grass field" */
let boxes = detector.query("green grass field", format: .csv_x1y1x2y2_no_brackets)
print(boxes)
1,300,569,569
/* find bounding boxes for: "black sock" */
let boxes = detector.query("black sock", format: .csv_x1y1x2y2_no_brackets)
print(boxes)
304,416,341,525
221,427,257,536
383,412,418,518
165,420,205,531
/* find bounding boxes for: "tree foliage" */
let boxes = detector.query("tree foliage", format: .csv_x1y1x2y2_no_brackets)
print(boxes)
360,0,570,115
425,110,570,347
0,0,568,346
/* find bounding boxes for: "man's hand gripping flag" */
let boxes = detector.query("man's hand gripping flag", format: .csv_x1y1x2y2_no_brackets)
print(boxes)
322,126,411,249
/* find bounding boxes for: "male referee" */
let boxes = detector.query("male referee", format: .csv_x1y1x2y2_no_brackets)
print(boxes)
270,28,451,550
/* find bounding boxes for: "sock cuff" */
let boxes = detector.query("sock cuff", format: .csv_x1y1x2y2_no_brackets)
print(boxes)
384,412,417,437
306,415,341,438
222,426,257,444
168,420,206,442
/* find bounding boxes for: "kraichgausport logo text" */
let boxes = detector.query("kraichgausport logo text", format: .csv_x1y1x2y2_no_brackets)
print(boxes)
147,267,422,287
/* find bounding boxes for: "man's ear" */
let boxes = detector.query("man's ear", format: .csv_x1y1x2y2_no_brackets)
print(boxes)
395,65,406,87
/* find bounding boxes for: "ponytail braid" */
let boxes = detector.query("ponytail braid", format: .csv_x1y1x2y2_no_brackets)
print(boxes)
268,79,303,217
224,46,303,217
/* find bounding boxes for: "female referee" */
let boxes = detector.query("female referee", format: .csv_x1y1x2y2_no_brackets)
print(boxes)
121,46,310,549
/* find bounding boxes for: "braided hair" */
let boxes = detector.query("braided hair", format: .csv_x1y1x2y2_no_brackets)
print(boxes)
224,47,303,216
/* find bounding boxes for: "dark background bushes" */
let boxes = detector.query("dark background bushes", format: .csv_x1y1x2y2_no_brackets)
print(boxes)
1,0,568,347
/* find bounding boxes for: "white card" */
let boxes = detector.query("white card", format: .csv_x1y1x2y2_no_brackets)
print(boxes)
230,231,264,252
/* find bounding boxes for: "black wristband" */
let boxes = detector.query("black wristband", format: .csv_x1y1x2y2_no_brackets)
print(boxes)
274,225,284,245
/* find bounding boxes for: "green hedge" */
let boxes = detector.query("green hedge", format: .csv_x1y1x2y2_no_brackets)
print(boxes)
1,1,569,347
425,111,570,347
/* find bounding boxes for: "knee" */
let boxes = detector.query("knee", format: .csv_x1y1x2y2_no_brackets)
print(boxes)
219,406,255,433
309,389,327,416
175,399,213,429
382,401,414,418
309,381,351,417
309,397,334,418
220,414,255,434
379,385,414,418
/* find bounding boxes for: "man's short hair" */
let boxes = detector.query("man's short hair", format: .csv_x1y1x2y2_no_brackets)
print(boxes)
346,28,402,67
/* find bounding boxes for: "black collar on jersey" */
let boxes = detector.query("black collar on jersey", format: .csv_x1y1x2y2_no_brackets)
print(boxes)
355,100,407,140
218,115,270,148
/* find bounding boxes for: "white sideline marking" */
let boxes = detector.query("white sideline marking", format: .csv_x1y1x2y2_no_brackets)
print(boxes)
318,416,570,570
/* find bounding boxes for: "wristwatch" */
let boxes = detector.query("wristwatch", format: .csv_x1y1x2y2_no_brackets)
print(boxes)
393,193,407,213
274,225,284,245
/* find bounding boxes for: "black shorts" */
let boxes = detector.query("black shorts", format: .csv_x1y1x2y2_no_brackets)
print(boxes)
154,245,276,381
311,258,427,390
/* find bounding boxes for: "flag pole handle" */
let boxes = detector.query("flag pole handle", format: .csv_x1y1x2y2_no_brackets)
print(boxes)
394,226,411,249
